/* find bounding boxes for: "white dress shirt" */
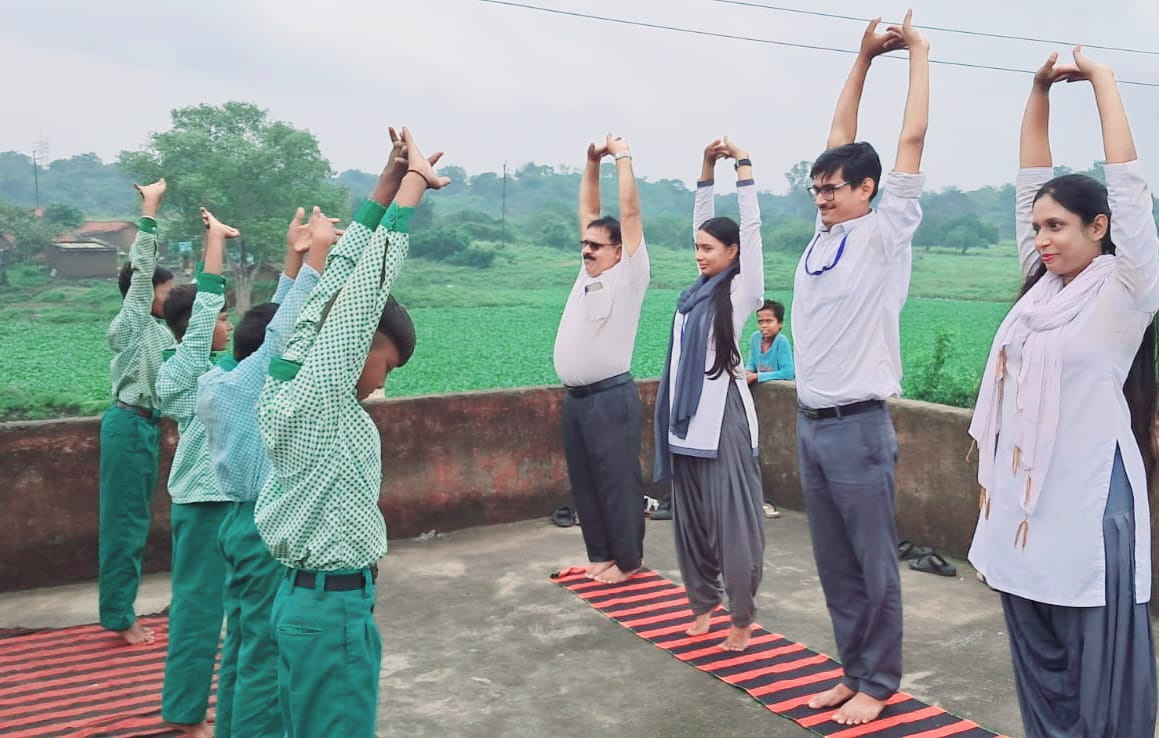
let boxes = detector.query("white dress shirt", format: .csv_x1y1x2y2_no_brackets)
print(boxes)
553,238,650,387
792,171,926,409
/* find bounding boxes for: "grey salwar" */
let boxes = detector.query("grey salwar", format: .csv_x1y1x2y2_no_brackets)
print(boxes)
672,383,764,627
1000,447,1157,738
796,401,901,700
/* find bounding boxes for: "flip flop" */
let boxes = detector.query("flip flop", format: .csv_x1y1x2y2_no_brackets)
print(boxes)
552,506,575,528
644,496,660,517
897,540,933,561
763,500,781,519
909,553,958,577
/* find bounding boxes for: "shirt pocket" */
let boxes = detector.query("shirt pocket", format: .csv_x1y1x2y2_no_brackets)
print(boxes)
583,284,614,322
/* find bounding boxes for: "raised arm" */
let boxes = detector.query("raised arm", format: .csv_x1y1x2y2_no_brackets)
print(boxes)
1072,49,1159,306
1016,53,1074,277
890,11,930,174
579,140,607,238
1073,47,1137,165
693,139,725,235
827,18,902,149
109,179,166,350
725,137,764,307
156,209,236,421
290,129,448,399
605,134,643,255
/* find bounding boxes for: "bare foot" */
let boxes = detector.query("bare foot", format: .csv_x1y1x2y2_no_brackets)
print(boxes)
685,612,712,636
585,561,614,579
833,692,886,725
807,682,854,710
117,622,155,645
594,565,638,584
718,624,753,651
167,721,213,738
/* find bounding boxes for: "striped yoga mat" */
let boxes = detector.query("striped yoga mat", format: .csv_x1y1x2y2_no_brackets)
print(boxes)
0,614,202,738
551,567,1008,737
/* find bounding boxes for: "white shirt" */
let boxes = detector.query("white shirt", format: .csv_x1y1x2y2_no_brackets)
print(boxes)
792,171,926,408
553,238,650,387
667,180,764,457
968,161,1159,606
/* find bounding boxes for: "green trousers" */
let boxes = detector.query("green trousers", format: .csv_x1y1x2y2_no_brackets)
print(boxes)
272,568,381,738
161,501,229,724
217,502,286,738
98,404,161,631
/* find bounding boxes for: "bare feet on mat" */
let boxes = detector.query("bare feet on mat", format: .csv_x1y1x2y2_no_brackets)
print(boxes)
833,692,886,725
585,561,614,579
719,624,753,651
808,682,854,710
168,721,212,738
686,612,712,636
594,565,638,584
117,622,154,645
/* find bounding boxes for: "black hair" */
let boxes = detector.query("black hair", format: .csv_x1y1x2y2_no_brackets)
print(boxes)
697,216,742,380
586,216,622,245
810,142,883,200
1020,173,1156,481
118,261,174,298
758,299,785,322
377,295,416,367
233,302,279,361
162,284,197,340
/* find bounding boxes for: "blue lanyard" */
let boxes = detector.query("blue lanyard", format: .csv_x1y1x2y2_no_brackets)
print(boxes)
803,231,850,276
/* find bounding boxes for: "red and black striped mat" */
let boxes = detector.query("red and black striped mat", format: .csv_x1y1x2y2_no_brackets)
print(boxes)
0,614,202,737
551,567,1009,738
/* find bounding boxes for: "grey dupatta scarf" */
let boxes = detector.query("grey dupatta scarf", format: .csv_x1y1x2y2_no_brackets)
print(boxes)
653,262,740,481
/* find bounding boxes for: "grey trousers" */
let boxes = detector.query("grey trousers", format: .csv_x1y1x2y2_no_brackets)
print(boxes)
561,375,645,572
797,402,901,700
1001,446,1157,738
672,383,765,628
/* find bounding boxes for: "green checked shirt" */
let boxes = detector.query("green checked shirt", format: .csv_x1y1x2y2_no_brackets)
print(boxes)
156,272,231,504
108,217,176,408
256,200,412,571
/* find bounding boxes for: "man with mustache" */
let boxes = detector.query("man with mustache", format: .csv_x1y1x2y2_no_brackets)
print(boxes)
553,133,650,585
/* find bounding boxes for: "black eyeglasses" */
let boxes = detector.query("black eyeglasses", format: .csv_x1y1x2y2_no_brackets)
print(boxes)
580,240,619,251
807,182,853,201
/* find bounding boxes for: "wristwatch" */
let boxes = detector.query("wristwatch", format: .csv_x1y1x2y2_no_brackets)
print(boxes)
734,158,752,170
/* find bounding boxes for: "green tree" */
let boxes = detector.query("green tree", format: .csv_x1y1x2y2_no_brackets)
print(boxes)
119,102,348,311
43,203,84,228
0,201,58,263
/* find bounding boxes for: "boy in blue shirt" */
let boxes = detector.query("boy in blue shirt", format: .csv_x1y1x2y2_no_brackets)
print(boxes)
745,299,794,385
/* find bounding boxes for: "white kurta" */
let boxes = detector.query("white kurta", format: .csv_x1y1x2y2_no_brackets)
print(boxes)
667,179,764,457
968,161,1159,607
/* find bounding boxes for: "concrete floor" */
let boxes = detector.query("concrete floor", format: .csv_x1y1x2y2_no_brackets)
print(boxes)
0,511,1032,737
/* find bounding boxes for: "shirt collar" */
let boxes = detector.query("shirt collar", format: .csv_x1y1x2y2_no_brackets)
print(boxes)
821,209,874,236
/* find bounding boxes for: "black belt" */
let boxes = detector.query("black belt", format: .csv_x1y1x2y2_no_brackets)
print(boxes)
115,400,155,419
798,399,884,420
565,372,632,398
292,568,375,592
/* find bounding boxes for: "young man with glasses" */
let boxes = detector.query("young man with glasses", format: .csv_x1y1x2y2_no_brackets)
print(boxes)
552,133,650,585
791,11,930,726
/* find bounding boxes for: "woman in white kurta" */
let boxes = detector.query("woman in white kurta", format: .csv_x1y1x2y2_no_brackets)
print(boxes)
653,137,765,653
967,49,1158,738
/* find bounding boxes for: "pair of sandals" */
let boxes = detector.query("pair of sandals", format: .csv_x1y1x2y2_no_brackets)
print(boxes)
897,539,957,577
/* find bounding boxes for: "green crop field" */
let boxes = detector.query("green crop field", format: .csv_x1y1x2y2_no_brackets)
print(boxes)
0,243,1024,421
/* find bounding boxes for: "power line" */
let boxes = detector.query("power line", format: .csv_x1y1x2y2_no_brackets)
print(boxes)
476,0,1159,88
715,0,1159,57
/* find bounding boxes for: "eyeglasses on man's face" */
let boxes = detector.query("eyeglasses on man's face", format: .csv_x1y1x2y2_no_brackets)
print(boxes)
580,239,619,251
807,181,854,201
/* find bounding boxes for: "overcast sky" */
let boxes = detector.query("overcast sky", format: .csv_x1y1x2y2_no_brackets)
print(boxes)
3,0,1158,193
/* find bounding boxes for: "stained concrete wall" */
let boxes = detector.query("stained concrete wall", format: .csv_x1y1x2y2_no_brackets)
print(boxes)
1,381,1154,594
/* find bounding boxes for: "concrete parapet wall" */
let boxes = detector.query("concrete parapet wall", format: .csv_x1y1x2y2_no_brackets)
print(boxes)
1,381,1153,594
